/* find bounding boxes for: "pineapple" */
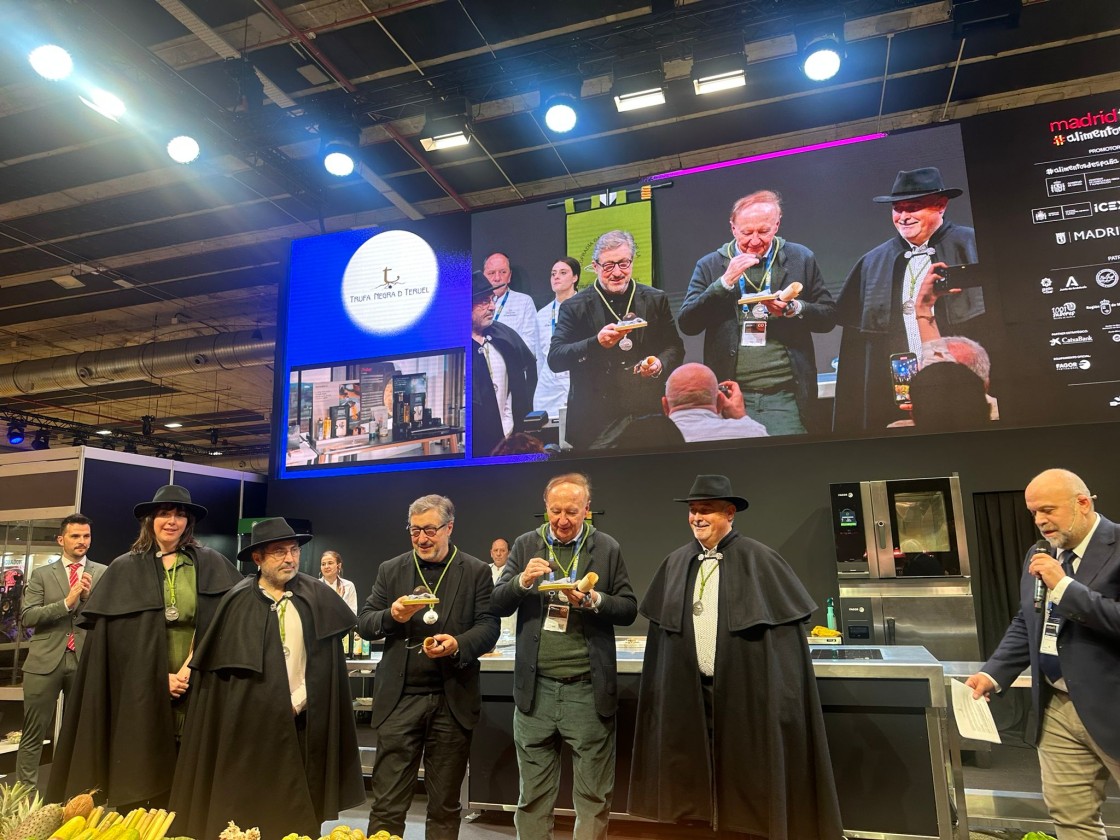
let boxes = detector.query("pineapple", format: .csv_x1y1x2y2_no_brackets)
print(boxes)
0,782,42,839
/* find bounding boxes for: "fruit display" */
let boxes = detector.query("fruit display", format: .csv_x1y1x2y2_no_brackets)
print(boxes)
0,782,43,838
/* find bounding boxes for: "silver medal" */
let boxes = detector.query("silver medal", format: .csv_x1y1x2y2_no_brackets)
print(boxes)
165,605,180,622
692,600,704,616
901,300,916,315
618,336,633,351
751,303,769,320
282,645,291,658
423,608,439,625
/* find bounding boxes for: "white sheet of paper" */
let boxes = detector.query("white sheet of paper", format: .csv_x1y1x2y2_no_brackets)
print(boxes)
950,678,1002,744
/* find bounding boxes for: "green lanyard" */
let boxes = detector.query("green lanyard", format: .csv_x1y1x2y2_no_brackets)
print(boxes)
164,554,179,610
696,548,722,602
541,524,588,578
593,281,636,324
413,546,457,596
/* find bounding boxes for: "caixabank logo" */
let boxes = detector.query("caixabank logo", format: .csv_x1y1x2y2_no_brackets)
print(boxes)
1050,107,1119,146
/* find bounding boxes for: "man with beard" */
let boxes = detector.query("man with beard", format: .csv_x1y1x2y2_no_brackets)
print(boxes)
678,190,836,435
548,230,684,450
630,475,844,839
472,271,537,456
361,495,499,839
834,167,985,433
170,518,364,840
967,469,1120,840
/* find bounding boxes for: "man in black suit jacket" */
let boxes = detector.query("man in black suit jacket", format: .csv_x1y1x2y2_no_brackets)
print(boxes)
491,473,637,840
968,469,1120,839
359,495,500,840
548,230,683,450
17,513,106,789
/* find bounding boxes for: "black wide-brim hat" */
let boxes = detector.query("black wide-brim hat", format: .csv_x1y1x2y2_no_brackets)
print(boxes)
238,517,312,562
674,474,749,511
872,167,963,203
134,484,207,521
472,270,498,301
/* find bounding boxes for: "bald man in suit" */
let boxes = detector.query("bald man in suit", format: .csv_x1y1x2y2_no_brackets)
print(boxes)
968,469,1120,840
16,513,106,789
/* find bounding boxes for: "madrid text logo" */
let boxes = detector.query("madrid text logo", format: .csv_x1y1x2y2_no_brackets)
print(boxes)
1072,226,1120,242
1052,302,1076,319
1041,277,1053,294
341,230,439,335
1097,268,1119,288
1056,232,1067,245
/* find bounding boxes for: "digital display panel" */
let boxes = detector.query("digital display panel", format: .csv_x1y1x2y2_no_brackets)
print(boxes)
274,90,1120,479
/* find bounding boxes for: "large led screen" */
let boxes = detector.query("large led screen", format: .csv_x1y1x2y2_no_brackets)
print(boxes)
275,91,1120,479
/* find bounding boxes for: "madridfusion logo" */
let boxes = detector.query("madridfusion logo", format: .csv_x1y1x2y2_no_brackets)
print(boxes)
342,230,439,335
1050,107,1119,146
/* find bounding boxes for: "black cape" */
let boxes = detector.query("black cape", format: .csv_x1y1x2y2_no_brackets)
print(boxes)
47,545,243,805
629,531,844,839
169,573,365,840
833,221,984,434
472,320,537,456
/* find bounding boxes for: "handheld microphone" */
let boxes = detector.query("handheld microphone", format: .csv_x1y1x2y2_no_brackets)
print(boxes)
1033,539,1053,613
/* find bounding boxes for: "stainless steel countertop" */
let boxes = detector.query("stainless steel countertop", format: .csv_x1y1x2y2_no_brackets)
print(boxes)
349,642,950,706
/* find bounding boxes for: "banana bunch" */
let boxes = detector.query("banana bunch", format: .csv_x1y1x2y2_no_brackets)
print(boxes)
49,805,177,840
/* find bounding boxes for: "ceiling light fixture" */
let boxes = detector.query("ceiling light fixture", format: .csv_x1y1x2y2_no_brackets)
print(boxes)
543,94,578,133
7,422,26,446
79,87,126,122
419,98,473,151
691,35,748,95
209,428,220,446
28,45,73,81
167,135,201,164
122,441,138,454
30,430,50,450
796,16,846,82
611,56,666,113
164,421,183,429
141,415,154,436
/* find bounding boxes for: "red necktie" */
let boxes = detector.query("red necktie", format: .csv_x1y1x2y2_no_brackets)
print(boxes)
67,563,79,651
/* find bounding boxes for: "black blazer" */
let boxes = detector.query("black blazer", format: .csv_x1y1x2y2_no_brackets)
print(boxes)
491,527,637,716
983,515,1120,761
359,547,499,730
548,282,684,450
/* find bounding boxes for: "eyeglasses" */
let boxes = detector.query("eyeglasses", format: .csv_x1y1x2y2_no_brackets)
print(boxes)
407,523,450,539
595,258,633,273
264,545,301,559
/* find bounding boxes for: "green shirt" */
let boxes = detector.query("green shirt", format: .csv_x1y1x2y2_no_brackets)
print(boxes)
536,538,592,678
162,552,198,672
735,258,795,391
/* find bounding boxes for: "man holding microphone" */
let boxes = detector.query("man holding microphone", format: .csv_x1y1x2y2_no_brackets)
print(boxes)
967,469,1120,840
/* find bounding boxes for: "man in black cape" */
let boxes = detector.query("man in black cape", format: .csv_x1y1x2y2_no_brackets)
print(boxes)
833,167,985,434
472,270,537,456
170,518,364,840
629,475,844,839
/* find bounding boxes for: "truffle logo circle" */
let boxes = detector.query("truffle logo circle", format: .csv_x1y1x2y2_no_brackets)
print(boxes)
342,231,438,334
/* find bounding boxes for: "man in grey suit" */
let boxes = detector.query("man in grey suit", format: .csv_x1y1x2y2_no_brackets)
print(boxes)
491,473,637,840
967,469,1120,840
17,513,106,788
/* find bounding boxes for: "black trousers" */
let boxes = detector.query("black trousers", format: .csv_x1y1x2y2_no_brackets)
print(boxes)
367,692,471,840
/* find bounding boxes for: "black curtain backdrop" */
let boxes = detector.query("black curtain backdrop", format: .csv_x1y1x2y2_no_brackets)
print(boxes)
972,489,1038,743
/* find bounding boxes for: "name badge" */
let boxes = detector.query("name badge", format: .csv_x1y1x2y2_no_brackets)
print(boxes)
1041,614,1061,656
544,603,570,633
741,320,767,347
